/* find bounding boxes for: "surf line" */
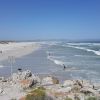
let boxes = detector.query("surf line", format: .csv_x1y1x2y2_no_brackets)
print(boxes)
47,52,67,70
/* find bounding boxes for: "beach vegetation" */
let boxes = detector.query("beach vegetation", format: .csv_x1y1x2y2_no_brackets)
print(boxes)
65,97,72,100
25,87,46,100
86,96,97,100
52,77,59,84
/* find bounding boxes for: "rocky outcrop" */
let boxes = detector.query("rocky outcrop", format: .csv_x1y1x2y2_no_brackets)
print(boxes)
80,87,97,95
41,76,59,85
42,79,100,100
12,70,32,81
0,70,100,100
63,80,75,87
11,70,40,89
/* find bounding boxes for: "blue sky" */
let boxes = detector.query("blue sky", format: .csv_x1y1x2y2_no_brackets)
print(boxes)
0,0,100,40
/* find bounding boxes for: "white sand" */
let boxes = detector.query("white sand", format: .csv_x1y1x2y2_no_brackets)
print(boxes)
0,42,40,61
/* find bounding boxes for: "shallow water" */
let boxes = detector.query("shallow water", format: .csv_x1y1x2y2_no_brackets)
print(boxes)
0,42,100,83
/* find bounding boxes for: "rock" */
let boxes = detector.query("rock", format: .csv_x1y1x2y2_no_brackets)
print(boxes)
57,87,72,93
18,70,32,79
42,76,59,85
97,89,100,94
12,70,34,81
0,88,3,94
93,83,100,90
19,96,26,100
1,78,7,82
63,80,74,87
0,77,4,80
74,94,81,100
52,77,59,84
72,85,81,93
11,70,40,89
12,73,20,82
22,70,32,79
32,75,41,84
82,80,93,88
75,80,83,88
80,87,96,95
19,79,34,89
0,77,8,82
78,94,85,100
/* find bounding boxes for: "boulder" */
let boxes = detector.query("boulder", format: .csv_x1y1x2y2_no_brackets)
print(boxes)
80,87,96,95
57,87,72,93
11,70,40,89
93,83,100,90
42,76,59,85
0,77,4,80
97,89,100,94
12,70,33,81
63,80,74,87
18,70,32,80
82,80,93,88
75,80,83,88
0,88,3,94
12,73,20,82
19,79,34,89
52,77,59,84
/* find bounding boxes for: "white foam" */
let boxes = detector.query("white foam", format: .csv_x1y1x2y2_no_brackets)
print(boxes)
66,45,100,56
92,43,100,46
39,41,61,45
74,55,83,57
67,43,92,46
53,59,64,65
47,56,64,66
0,65,4,68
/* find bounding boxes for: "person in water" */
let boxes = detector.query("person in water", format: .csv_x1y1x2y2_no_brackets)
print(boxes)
63,64,66,70
48,52,51,56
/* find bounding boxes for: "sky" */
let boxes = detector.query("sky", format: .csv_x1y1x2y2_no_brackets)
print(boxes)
0,0,100,40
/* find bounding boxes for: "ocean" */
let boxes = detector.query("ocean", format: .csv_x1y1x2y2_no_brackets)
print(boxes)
0,41,100,83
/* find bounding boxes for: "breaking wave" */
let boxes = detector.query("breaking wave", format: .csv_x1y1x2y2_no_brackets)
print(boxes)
66,45,100,56
47,56,65,66
0,65,4,68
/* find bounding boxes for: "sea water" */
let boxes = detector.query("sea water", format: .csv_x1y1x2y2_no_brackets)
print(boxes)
0,41,100,83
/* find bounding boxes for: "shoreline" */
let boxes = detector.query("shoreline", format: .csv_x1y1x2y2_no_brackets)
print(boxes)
0,42,41,62
0,42,100,99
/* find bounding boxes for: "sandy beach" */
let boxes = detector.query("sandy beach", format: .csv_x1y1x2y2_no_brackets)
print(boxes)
0,42,40,62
